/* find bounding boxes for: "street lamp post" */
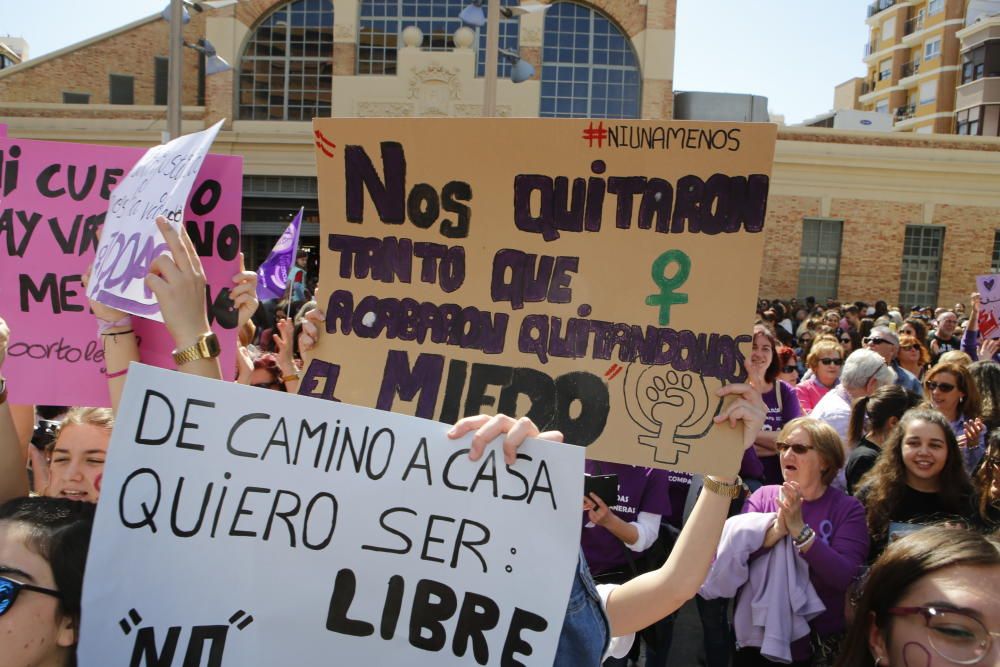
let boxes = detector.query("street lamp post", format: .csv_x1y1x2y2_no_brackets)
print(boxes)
481,0,501,117
166,0,184,140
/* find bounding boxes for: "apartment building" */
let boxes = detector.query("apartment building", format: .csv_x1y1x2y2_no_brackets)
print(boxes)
858,0,967,133
955,11,1000,135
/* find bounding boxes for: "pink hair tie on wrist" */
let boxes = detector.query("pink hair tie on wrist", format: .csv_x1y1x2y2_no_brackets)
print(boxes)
98,316,133,336
105,368,128,379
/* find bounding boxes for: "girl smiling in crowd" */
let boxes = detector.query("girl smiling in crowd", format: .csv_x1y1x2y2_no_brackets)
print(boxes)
856,409,974,560
923,363,986,472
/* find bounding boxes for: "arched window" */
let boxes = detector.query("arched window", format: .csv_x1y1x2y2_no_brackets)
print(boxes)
238,0,334,120
540,2,641,118
357,0,519,76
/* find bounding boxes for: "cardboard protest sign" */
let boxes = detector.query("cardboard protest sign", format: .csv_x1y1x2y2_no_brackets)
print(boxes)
88,120,224,320
78,364,583,666
0,136,242,406
977,274,1000,338
308,119,776,475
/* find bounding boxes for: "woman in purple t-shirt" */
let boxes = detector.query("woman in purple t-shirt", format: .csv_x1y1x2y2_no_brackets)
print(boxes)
581,460,671,666
581,460,671,578
737,417,869,666
749,325,804,486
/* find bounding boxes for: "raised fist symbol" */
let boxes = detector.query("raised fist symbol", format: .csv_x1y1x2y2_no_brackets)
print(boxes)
623,365,723,465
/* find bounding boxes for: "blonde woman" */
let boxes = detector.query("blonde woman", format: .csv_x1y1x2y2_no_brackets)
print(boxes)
794,337,845,414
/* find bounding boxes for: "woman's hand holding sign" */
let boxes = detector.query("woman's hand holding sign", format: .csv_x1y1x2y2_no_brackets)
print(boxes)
447,413,563,466
146,216,222,381
230,253,260,330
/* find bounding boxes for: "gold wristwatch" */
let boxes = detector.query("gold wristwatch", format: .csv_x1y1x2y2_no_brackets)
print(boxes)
703,475,743,500
172,332,221,366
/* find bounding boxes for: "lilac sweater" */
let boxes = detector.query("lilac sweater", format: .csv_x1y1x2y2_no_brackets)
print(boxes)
742,485,869,657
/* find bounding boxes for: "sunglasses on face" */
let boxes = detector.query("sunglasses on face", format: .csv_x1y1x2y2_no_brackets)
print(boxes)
776,441,814,455
864,337,892,346
0,576,62,617
818,357,844,366
926,380,956,393
839,337,851,344
781,365,798,374
900,344,918,351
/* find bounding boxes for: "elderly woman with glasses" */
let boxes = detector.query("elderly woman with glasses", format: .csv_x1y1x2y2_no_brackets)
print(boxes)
923,363,986,472
835,526,1000,667
794,337,844,415
731,417,869,666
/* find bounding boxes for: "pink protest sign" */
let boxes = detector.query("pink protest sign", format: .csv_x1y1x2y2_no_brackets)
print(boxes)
977,273,1000,339
0,136,243,406
0,125,6,137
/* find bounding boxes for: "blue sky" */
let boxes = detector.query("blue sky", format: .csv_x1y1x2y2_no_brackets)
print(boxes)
1,0,870,123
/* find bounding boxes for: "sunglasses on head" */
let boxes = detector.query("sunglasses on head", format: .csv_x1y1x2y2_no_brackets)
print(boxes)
926,380,956,393
818,357,843,366
0,576,62,617
776,441,814,455
781,365,798,374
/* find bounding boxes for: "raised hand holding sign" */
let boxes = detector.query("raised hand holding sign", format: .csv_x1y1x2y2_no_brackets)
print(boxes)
87,121,224,321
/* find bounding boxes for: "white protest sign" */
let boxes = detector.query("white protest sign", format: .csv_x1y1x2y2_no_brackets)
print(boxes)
87,120,224,320
977,273,1000,339
78,364,584,666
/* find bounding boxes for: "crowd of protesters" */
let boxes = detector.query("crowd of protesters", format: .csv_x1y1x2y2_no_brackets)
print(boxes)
0,228,998,667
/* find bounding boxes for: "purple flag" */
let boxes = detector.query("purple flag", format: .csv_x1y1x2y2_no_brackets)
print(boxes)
256,208,303,300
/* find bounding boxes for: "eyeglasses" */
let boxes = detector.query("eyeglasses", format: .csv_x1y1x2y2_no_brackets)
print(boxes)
865,337,892,347
864,362,888,386
888,606,1000,665
781,365,798,374
0,576,62,617
926,380,957,393
819,358,844,366
776,441,814,455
